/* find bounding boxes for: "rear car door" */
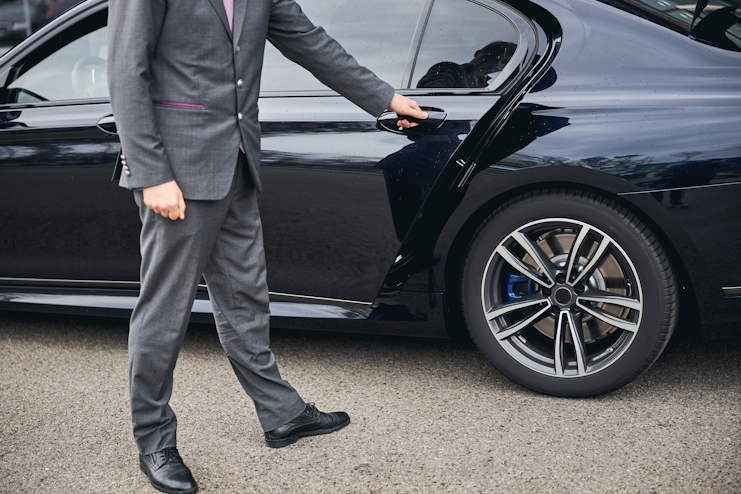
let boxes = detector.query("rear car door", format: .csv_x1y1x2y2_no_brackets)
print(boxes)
259,0,534,303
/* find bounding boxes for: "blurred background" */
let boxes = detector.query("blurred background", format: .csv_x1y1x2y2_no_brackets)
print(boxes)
0,0,79,56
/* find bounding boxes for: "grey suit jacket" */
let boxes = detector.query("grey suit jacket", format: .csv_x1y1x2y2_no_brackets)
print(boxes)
107,0,395,199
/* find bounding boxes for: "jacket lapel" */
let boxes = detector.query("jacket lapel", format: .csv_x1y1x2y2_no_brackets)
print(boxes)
232,0,247,47
206,0,233,40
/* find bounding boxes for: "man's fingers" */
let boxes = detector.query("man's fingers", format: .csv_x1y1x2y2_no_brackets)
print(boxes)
387,93,428,122
142,180,185,221
397,107,427,119
396,107,427,124
407,106,427,120
397,119,420,129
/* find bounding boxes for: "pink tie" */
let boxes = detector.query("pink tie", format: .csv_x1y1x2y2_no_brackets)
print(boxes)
222,0,234,31
222,0,245,153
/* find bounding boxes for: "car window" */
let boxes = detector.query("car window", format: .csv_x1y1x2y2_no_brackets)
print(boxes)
4,13,108,105
410,0,520,90
600,0,741,51
261,0,425,93
7,26,107,103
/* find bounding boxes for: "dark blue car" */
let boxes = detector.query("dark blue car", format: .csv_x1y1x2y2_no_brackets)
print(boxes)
0,0,739,397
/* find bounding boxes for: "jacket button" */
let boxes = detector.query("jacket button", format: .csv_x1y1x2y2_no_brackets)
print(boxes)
124,170,131,176
238,113,243,120
237,79,244,88
235,45,240,53
120,154,125,160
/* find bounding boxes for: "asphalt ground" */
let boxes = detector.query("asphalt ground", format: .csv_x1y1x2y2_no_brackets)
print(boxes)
0,311,739,493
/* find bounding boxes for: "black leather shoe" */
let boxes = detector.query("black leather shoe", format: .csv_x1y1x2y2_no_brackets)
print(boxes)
139,447,198,494
265,403,350,448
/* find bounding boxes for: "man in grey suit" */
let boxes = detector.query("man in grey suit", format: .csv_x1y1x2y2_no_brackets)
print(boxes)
107,0,426,492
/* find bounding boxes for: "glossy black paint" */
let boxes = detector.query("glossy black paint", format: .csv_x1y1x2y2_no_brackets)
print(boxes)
0,0,739,341
0,102,138,280
258,94,497,302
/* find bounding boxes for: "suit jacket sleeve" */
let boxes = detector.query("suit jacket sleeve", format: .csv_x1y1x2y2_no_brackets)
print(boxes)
267,0,396,118
107,0,175,189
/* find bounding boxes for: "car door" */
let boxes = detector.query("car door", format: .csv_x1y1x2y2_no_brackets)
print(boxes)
0,5,140,284
259,0,532,303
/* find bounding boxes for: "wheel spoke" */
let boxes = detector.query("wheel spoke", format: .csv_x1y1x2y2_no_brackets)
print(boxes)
577,289,641,312
567,311,587,376
512,231,557,286
577,301,638,332
554,311,567,377
554,310,587,376
565,225,591,284
486,293,550,321
571,236,611,286
493,303,551,341
496,244,553,289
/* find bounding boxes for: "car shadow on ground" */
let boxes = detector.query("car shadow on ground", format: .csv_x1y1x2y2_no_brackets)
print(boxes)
0,310,738,398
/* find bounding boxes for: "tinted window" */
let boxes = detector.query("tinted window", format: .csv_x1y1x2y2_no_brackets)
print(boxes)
5,24,107,103
261,0,425,92
600,0,741,51
410,0,520,89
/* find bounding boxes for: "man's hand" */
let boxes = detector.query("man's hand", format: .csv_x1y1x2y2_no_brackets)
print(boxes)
142,180,186,221
387,93,428,129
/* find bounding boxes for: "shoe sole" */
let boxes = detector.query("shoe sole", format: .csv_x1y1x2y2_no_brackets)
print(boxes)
139,459,199,494
265,417,351,448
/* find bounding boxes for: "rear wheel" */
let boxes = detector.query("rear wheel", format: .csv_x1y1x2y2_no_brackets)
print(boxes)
460,189,677,396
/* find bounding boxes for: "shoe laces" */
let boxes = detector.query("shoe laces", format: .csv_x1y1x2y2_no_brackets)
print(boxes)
162,447,182,463
305,403,320,418
153,447,181,466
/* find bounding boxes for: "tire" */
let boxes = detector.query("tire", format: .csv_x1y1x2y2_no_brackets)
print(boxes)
460,189,677,397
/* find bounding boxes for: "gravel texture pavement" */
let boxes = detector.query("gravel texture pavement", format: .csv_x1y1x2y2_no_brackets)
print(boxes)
0,312,739,493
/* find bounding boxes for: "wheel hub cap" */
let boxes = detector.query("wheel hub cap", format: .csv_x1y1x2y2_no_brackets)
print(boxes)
553,287,573,306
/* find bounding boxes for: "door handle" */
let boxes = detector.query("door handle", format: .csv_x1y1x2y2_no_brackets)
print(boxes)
0,111,25,129
96,114,117,135
377,106,447,134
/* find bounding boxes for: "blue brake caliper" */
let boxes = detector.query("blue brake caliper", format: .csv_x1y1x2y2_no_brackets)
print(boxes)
506,272,534,303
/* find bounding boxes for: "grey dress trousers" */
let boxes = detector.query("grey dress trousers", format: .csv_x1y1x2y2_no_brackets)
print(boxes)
107,0,395,456
129,157,306,455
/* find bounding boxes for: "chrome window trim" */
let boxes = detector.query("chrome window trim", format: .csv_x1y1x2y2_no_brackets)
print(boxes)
723,287,741,298
0,97,109,111
401,0,435,89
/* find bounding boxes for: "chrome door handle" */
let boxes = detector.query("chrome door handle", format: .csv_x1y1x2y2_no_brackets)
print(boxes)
96,115,117,135
377,107,447,134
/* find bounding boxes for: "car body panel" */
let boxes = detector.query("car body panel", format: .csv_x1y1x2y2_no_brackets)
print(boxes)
0,0,739,343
